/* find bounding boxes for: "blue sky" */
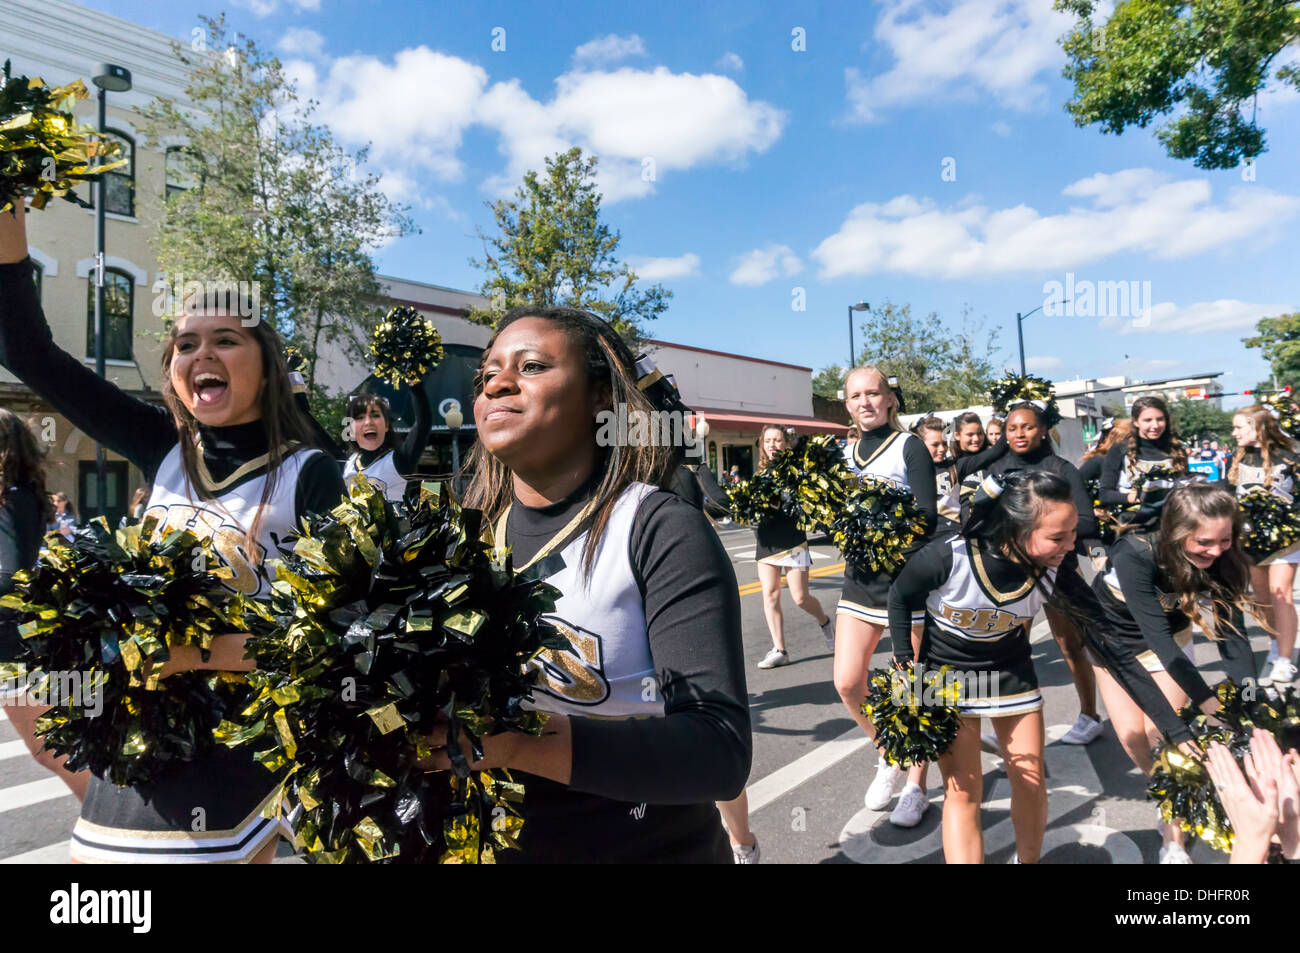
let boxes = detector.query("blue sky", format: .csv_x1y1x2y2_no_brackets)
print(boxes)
84,0,1300,407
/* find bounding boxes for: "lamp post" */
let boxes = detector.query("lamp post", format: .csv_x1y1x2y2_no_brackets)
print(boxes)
847,300,870,370
91,63,131,522
444,402,464,481
1015,299,1068,377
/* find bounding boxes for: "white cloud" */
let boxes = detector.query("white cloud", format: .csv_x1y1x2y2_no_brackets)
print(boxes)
729,245,803,286
627,253,701,280
717,52,744,73
278,27,325,57
845,0,1075,122
573,34,646,66
297,49,784,204
1104,299,1295,335
233,0,319,15
1025,355,1063,373
811,168,1300,280
990,120,1011,137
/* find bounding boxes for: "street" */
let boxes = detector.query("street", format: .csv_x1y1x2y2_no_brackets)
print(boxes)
0,522,1269,864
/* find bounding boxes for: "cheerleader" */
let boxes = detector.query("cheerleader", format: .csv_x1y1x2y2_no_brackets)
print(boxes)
835,367,937,826
342,384,432,503
424,305,750,863
0,409,88,800
984,416,1005,446
960,402,1109,745
950,411,988,460
914,415,1006,534
753,424,835,669
1089,482,1257,864
0,200,345,863
1227,404,1299,686
1078,418,1131,484
1099,395,1187,507
889,471,1195,863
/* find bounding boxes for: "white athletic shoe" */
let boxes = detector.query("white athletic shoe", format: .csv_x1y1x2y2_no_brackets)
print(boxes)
757,648,790,670
864,758,903,810
1264,657,1297,686
1061,713,1104,745
820,618,836,652
889,783,929,828
731,837,760,864
1159,842,1193,865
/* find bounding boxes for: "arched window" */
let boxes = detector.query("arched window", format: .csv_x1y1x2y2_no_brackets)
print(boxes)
99,129,135,216
164,145,198,199
86,268,133,361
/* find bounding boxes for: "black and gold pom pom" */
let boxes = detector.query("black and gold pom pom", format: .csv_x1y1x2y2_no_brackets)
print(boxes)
1259,392,1300,440
222,478,565,864
727,435,850,533
830,477,928,574
1238,486,1300,563
861,663,964,767
988,372,1061,429
0,60,127,212
369,306,445,386
0,517,253,786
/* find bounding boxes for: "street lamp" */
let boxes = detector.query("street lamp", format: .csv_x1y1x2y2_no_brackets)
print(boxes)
91,64,132,523
1015,298,1069,377
847,301,870,370
444,401,464,481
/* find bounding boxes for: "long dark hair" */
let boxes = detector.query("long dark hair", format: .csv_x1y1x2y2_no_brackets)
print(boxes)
757,424,788,471
968,470,1073,589
0,409,52,524
1128,395,1187,470
951,411,986,458
1145,483,1253,639
160,295,319,560
464,305,676,577
1228,403,1296,487
346,392,397,454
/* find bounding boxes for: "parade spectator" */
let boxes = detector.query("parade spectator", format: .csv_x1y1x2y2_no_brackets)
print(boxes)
47,492,76,539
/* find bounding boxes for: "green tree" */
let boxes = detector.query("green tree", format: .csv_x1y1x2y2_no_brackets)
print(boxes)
1244,311,1300,391
468,147,670,342
856,301,1001,413
1171,398,1234,442
139,15,415,416
812,364,847,399
1056,0,1300,169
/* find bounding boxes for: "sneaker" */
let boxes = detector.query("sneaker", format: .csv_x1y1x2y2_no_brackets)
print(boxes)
731,837,760,864
757,648,790,670
864,758,903,810
1264,657,1297,686
1158,841,1192,865
889,783,929,828
820,618,836,652
1061,713,1103,745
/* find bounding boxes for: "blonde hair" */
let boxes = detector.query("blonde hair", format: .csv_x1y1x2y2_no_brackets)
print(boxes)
843,365,903,440
1229,404,1297,488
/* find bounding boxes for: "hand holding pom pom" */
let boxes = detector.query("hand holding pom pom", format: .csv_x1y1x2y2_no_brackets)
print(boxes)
370,305,445,386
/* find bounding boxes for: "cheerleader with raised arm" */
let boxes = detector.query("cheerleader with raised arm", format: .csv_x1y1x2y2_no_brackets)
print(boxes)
1099,396,1187,510
753,424,835,669
1226,404,1299,685
424,305,750,863
342,385,432,503
1089,483,1257,864
0,200,345,863
889,471,1196,863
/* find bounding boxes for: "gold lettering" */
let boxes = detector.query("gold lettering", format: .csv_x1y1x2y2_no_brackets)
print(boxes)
142,502,263,595
532,621,610,705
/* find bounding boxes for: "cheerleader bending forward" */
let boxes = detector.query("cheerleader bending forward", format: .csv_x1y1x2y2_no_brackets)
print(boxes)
0,201,346,863
423,305,751,863
888,471,1196,863
1227,405,1299,686
1090,483,1257,864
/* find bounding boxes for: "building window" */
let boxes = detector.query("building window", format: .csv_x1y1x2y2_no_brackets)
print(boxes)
164,145,198,199
86,268,133,361
97,129,135,216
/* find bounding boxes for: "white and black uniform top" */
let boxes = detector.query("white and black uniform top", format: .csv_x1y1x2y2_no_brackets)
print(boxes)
934,459,962,533
1099,435,1181,503
490,465,750,863
0,257,346,864
343,385,432,502
891,533,1195,741
1226,444,1300,563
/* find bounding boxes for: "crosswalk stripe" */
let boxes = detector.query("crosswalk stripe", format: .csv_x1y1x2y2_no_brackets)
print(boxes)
0,777,73,815
0,740,29,762
0,841,69,864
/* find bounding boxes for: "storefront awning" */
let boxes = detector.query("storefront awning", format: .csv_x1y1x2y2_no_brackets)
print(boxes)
692,407,850,436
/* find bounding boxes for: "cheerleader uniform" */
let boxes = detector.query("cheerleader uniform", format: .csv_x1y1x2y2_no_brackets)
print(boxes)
1226,445,1300,564
1099,435,1180,506
342,385,432,502
1091,533,1254,703
933,459,962,536
837,425,937,626
755,510,812,569
492,465,750,863
890,534,1196,742
0,483,44,696
0,257,346,862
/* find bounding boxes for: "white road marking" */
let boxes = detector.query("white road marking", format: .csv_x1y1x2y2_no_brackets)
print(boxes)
0,777,73,815
0,740,28,762
747,727,872,814
0,841,70,864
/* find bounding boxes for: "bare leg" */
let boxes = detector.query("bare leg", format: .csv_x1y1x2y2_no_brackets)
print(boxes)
993,711,1046,863
936,717,983,863
786,568,829,625
716,790,756,848
834,614,884,738
2,702,88,801
1268,562,1297,658
1045,605,1097,720
757,561,786,652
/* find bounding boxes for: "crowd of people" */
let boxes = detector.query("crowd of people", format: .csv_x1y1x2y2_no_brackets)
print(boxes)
0,191,1297,866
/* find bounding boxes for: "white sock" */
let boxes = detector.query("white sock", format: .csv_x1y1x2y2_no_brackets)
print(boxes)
1267,642,1280,663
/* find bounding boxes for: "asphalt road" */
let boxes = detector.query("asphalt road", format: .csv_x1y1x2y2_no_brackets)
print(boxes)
0,522,1277,864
